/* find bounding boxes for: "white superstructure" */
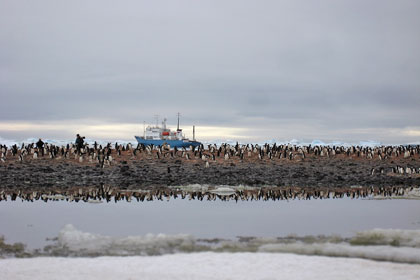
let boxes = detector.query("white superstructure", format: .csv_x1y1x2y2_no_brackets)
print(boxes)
143,118,184,140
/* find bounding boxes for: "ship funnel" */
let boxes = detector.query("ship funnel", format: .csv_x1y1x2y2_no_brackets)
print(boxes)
193,125,195,141
177,112,180,131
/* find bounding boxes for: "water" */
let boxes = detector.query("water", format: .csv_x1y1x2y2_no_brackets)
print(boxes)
1,197,420,250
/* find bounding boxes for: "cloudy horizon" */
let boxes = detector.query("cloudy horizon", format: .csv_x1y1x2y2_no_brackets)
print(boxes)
1,0,419,144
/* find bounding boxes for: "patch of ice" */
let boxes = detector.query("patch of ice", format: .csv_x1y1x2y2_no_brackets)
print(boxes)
170,184,210,192
209,187,236,195
311,139,326,146
350,228,420,247
259,242,420,264
359,140,382,147
56,224,195,256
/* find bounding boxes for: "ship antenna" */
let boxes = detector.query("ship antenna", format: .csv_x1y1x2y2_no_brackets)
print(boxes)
154,115,159,128
143,121,146,138
177,112,180,131
193,125,195,141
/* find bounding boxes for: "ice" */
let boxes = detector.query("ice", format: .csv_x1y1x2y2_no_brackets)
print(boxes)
209,187,236,195
350,228,420,247
0,136,19,147
170,184,210,192
1,252,420,280
41,225,420,264
311,139,326,146
359,140,382,147
259,242,420,264
257,228,420,264
56,224,195,256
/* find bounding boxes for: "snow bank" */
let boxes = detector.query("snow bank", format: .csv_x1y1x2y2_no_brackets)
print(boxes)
258,228,420,264
43,225,420,264
55,224,195,256
259,242,420,264
1,252,420,280
350,228,420,247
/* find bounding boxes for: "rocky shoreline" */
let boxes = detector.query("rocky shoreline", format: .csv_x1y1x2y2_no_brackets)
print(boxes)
1,143,420,198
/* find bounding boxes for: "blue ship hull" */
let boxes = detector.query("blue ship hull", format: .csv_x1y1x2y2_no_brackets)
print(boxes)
134,136,201,148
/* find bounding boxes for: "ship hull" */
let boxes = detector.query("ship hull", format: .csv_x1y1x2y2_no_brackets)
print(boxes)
134,136,201,148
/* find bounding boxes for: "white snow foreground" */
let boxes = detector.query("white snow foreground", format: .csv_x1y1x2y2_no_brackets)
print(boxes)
258,228,420,264
1,252,420,280
259,243,420,264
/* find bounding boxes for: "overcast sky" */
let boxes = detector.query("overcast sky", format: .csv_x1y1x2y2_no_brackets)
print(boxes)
1,0,419,143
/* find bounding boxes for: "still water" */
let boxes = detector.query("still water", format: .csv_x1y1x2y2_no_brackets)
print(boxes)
1,197,420,249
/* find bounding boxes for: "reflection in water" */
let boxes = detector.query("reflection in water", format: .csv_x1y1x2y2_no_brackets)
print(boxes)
1,184,419,203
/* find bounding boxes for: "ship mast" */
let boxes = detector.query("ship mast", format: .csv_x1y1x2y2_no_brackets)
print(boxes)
154,115,159,128
177,112,181,131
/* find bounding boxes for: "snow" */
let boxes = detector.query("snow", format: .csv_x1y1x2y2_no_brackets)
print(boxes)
351,228,420,247
259,243,420,264
209,187,236,195
57,224,195,256
1,252,420,280
43,225,420,264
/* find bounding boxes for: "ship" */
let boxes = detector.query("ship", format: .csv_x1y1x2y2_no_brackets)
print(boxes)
134,114,201,148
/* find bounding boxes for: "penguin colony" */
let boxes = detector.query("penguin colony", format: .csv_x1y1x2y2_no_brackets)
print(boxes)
0,142,117,168
0,141,419,165
0,141,419,201
0,185,413,203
